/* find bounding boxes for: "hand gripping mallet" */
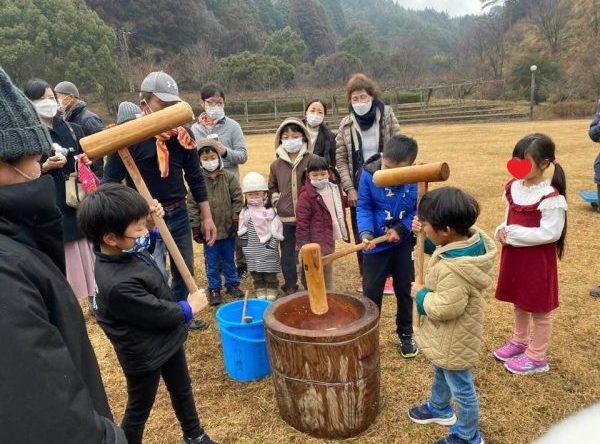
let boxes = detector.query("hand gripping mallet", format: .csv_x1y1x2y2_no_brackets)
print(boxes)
300,234,390,315
373,162,450,326
79,102,204,302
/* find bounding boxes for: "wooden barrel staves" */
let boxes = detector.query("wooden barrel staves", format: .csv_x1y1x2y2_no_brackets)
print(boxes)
263,291,380,439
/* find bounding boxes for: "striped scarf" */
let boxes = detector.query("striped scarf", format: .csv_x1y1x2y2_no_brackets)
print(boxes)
155,127,197,177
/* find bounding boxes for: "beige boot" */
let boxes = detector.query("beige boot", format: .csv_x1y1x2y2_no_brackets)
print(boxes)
255,287,267,299
266,288,278,301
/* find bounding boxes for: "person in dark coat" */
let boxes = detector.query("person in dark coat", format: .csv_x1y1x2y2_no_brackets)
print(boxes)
24,79,97,302
0,68,125,443
303,99,336,165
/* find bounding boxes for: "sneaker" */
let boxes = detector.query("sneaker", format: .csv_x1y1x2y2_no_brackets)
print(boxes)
226,285,244,299
183,433,218,444
434,433,484,444
208,289,222,306
493,340,526,362
284,287,297,296
236,266,248,280
400,335,419,358
255,288,267,299
590,286,600,297
356,279,363,293
189,319,208,330
383,276,394,295
504,354,549,375
266,288,278,301
408,401,456,426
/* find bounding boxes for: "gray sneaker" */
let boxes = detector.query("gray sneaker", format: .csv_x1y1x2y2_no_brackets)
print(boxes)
590,286,600,298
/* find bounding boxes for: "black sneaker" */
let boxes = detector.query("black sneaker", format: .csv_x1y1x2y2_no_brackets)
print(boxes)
189,319,208,330
400,335,419,358
236,266,248,280
208,289,222,306
183,433,218,444
226,285,244,298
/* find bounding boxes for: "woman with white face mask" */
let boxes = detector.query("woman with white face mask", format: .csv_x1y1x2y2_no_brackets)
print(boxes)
303,99,336,165
24,79,97,303
334,73,401,290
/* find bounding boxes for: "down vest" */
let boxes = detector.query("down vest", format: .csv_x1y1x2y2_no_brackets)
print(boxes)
415,228,497,370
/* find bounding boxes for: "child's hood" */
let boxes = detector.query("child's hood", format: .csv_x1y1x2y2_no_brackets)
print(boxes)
363,154,383,175
197,137,224,172
431,227,497,291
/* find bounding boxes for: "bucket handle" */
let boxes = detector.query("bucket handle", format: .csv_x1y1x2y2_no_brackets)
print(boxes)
219,325,266,344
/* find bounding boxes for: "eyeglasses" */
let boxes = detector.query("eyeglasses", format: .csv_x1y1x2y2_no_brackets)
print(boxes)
205,100,224,106
350,94,372,104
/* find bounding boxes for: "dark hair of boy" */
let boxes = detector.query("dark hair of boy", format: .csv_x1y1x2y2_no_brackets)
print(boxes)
279,123,308,143
304,155,341,184
304,99,328,115
512,133,567,259
383,135,418,164
418,187,480,236
23,78,51,101
78,184,149,247
201,83,225,101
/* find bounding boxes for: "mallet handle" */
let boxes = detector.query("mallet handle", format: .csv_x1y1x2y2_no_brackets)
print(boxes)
321,234,389,266
373,162,449,187
413,182,428,328
118,148,201,298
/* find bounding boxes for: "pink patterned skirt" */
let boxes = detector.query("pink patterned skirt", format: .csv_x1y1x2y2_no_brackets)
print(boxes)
64,239,96,299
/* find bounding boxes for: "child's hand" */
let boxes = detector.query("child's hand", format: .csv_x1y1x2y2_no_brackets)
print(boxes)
411,216,422,235
146,199,164,228
387,228,400,243
411,282,424,299
361,238,375,250
187,289,208,315
497,227,508,245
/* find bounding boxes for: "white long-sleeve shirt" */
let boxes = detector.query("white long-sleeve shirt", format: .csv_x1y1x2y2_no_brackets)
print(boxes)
495,179,567,247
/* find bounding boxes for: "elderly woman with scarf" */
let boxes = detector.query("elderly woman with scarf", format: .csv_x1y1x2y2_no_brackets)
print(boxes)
335,73,401,281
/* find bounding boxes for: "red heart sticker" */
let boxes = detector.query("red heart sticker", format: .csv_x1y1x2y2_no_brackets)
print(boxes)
507,158,532,179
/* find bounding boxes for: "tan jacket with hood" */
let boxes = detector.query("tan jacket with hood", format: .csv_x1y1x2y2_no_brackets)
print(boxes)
415,228,497,370
268,118,319,223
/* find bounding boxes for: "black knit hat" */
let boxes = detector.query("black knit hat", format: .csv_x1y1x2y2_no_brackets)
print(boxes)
0,68,52,161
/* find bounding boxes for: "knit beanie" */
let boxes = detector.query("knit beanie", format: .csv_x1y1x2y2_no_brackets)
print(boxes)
0,68,52,161
116,101,142,125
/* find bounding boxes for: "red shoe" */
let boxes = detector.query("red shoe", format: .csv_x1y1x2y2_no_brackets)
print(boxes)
384,276,394,295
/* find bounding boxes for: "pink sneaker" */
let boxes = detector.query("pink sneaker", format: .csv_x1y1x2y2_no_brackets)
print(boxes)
384,276,394,295
493,340,526,362
505,354,549,375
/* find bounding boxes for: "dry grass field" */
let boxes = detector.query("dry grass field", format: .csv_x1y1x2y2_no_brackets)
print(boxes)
87,118,600,444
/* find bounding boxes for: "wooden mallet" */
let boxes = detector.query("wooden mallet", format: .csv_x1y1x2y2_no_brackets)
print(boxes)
301,234,389,315
79,102,203,300
373,162,450,326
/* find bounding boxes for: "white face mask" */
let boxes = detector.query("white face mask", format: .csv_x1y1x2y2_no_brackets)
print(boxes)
247,197,264,206
311,178,329,190
281,138,303,153
206,105,225,121
201,159,220,172
306,113,323,127
352,101,372,117
34,99,58,119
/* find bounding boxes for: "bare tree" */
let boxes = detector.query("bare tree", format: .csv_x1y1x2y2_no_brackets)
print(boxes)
464,13,506,79
530,0,570,53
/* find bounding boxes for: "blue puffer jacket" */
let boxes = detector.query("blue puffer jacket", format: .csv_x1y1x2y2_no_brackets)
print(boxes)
356,157,417,255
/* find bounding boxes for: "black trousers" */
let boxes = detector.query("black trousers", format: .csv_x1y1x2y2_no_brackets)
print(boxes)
251,271,279,290
280,223,298,291
122,347,202,444
349,206,364,275
362,240,414,338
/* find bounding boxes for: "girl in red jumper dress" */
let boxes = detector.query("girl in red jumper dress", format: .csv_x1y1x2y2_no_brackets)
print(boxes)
494,134,567,375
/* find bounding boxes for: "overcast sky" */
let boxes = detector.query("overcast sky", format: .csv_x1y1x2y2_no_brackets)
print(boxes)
394,0,483,17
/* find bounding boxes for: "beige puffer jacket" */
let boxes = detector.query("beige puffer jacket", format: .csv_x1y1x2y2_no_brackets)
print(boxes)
415,228,497,370
335,105,401,193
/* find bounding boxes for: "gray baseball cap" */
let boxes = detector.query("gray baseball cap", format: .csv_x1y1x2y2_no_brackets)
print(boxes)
140,71,181,103
54,81,80,98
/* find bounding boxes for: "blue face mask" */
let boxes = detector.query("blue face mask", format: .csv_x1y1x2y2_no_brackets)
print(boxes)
121,231,151,254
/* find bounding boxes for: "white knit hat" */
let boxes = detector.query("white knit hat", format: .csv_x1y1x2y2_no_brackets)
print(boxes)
241,172,268,193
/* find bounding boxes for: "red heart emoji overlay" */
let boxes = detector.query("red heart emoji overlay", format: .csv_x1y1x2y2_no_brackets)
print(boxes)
507,158,532,179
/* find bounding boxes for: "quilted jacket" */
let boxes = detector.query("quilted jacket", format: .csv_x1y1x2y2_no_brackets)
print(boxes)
415,228,497,370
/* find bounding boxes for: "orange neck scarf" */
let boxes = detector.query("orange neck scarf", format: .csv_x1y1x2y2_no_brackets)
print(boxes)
154,127,197,177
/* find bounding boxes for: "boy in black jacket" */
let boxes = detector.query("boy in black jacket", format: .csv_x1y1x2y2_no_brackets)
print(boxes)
78,184,216,444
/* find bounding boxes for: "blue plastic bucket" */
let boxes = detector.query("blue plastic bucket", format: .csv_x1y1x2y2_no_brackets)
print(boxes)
215,299,272,382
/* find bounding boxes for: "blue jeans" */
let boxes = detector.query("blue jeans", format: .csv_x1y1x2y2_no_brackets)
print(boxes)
152,206,194,302
204,237,238,290
429,366,480,442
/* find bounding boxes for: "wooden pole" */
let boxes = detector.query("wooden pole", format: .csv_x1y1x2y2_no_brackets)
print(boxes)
301,243,328,315
413,181,428,328
322,234,389,266
117,148,200,296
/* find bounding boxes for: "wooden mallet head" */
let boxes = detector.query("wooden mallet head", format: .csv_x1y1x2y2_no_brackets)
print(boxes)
373,162,450,187
301,243,329,315
79,101,195,160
